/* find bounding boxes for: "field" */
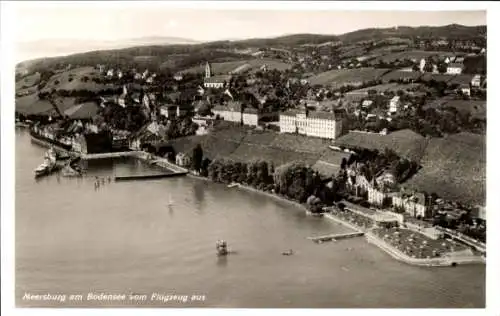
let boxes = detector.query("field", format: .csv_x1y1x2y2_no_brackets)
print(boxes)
228,143,320,167
269,133,330,154
420,73,455,83
241,131,278,146
368,45,410,55
307,68,390,87
334,129,429,162
380,70,423,82
63,102,100,119
371,50,456,64
346,83,422,94
424,98,486,119
446,74,474,86
179,58,291,75
200,136,241,160
40,67,119,93
404,133,485,205
16,72,41,90
15,95,97,118
15,94,55,116
313,150,352,178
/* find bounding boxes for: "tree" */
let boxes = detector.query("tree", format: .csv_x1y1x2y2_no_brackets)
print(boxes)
192,144,203,173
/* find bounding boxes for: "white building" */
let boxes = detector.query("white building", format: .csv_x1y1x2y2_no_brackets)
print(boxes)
446,63,464,75
471,74,482,87
279,110,343,139
212,101,275,126
106,69,114,78
419,58,426,72
176,153,191,167
392,192,428,218
388,96,400,114
459,84,471,96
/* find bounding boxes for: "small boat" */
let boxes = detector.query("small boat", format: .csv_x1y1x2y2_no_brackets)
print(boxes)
34,160,54,177
216,240,228,256
34,149,57,178
227,183,239,188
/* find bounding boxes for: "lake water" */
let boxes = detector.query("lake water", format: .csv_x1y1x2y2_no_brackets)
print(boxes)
15,129,485,308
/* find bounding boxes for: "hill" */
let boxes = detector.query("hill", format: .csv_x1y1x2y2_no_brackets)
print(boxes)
338,24,486,44
17,24,485,74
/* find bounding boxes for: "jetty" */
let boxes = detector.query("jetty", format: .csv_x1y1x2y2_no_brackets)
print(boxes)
114,171,188,181
308,232,365,243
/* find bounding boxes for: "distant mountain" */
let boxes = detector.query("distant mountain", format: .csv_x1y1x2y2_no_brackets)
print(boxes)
16,24,485,71
16,36,198,63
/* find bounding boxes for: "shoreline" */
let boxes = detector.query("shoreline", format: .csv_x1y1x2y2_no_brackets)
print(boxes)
183,173,485,267
26,132,485,268
321,212,484,267
365,232,485,267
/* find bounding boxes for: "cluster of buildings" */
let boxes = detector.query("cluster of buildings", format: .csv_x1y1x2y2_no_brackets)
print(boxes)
97,65,157,84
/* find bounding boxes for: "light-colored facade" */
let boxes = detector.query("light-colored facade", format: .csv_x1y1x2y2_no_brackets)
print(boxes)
212,102,269,126
392,193,428,218
419,58,426,72
471,75,482,87
176,153,191,167
446,63,464,75
279,110,343,139
388,96,400,114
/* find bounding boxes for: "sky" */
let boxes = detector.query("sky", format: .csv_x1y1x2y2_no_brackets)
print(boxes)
13,3,486,43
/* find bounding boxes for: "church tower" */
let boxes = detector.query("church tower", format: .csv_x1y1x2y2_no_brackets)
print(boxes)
205,61,212,78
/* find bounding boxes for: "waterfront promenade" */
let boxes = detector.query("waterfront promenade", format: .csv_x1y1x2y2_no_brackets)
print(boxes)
321,209,485,267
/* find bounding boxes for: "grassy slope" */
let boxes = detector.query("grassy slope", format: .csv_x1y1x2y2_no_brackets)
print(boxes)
308,68,390,87
405,132,485,205
40,66,118,93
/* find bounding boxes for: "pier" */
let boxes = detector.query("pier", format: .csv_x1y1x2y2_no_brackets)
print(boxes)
114,171,188,181
308,232,365,243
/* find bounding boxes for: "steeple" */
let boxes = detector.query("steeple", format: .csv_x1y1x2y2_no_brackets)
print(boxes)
205,61,212,78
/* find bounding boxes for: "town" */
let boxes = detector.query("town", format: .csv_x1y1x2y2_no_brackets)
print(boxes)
15,24,486,265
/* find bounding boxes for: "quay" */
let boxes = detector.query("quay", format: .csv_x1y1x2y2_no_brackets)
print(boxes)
114,171,188,181
308,232,365,243
81,151,137,160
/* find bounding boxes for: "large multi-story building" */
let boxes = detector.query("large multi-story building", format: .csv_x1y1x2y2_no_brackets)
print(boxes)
212,101,277,126
279,109,343,139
